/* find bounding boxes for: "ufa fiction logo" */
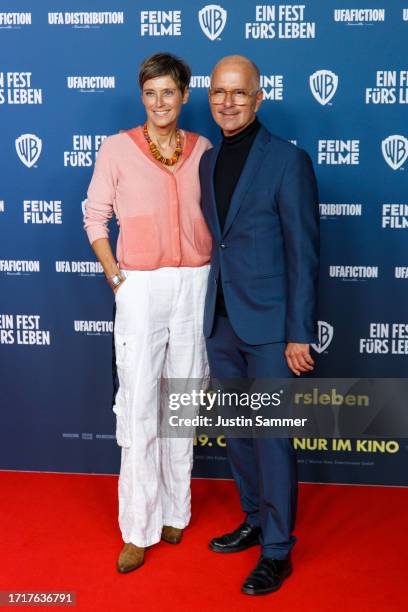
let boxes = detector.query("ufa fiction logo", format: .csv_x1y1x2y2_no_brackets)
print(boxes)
198,5,227,40
311,321,334,354
381,135,408,170
15,134,42,168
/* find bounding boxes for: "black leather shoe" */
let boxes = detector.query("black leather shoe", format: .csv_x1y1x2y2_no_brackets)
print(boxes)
209,522,261,553
241,555,292,595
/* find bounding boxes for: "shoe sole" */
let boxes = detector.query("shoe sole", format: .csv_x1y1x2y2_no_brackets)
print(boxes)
241,567,292,595
208,539,260,554
117,560,144,573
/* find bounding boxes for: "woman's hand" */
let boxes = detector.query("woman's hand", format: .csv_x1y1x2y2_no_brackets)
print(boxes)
113,281,124,295
90,237,122,293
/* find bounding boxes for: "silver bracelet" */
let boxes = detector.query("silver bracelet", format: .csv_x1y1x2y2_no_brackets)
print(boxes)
107,272,124,290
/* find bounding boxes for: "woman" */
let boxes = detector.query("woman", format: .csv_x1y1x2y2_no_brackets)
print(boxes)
83,53,212,572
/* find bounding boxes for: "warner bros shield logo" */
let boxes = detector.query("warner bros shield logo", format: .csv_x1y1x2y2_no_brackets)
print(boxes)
198,4,227,40
311,321,334,354
381,135,408,170
15,134,42,168
309,70,338,105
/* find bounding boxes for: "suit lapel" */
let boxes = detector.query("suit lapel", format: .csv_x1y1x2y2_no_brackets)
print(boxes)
207,142,222,241
222,126,270,237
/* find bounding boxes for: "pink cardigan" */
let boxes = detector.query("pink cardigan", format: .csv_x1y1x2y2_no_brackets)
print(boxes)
84,126,212,270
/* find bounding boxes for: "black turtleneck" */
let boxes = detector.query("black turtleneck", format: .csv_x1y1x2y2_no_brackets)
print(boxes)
213,116,261,316
214,117,261,232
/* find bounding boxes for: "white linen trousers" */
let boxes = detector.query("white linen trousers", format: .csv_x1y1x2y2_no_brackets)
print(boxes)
113,265,210,547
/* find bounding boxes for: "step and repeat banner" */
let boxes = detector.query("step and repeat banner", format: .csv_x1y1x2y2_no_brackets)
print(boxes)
1,1,407,485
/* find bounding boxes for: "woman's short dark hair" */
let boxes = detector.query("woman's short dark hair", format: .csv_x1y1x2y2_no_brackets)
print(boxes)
139,52,191,93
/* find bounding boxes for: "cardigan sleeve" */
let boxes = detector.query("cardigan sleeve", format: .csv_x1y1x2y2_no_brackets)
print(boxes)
83,137,117,245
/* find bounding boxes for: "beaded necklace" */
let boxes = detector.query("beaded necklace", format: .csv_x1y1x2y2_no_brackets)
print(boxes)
143,123,183,166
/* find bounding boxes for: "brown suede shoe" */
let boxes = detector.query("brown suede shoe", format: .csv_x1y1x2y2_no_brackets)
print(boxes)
161,526,183,544
117,543,145,573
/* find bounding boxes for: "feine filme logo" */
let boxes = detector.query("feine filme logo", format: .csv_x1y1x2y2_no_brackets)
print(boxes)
140,10,181,36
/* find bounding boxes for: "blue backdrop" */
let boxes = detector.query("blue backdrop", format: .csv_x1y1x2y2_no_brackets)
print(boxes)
1,0,407,485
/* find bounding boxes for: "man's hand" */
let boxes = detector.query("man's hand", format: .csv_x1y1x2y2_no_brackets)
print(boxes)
285,343,314,376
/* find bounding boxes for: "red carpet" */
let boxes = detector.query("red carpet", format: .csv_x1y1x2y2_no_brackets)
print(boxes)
0,472,406,611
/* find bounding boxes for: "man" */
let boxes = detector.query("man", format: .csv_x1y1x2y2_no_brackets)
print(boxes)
199,56,319,595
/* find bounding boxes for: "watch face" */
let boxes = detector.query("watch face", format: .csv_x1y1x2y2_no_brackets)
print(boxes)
112,274,122,286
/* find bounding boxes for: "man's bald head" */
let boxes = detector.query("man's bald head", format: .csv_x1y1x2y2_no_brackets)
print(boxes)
208,55,263,136
211,55,260,90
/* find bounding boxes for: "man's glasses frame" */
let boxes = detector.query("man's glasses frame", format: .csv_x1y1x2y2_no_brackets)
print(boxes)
208,88,262,105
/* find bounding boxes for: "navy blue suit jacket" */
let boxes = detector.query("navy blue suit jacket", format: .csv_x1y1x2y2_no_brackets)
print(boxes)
199,124,319,345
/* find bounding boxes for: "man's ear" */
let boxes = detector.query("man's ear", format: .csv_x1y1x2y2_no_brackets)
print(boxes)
255,89,263,112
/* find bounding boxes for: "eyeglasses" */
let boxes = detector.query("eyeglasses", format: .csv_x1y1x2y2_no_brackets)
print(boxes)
142,89,177,99
208,88,261,105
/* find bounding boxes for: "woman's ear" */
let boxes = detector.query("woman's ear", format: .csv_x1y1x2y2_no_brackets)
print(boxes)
182,88,190,104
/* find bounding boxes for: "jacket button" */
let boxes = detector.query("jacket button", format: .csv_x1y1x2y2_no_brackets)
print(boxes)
220,243,226,249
